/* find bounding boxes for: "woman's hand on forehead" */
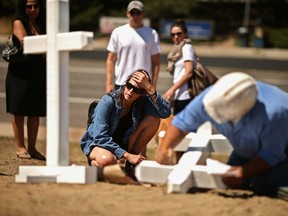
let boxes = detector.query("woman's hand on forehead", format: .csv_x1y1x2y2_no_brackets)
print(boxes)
132,71,148,83
132,72,152,91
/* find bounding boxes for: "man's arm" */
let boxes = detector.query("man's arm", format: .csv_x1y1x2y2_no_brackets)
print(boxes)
151,53,160,88
106,52,117,93
222,156,272,187
155,123,188,164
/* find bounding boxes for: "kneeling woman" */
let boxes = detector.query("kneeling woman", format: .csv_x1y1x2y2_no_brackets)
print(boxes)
80,70,171,168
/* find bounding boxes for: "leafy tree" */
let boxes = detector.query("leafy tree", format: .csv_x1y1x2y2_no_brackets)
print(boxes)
70,0,103,31
0,0,18,17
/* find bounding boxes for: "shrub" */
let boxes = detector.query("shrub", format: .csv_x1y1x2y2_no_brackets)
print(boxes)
267,28,288,49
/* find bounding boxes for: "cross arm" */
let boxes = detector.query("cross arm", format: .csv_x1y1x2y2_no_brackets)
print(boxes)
23,31,94,54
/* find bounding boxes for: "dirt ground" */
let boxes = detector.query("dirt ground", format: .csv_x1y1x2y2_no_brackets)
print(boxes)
0,136,287,216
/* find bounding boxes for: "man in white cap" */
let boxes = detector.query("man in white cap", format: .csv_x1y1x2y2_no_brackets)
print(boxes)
106,1,161,93
156,72,288,196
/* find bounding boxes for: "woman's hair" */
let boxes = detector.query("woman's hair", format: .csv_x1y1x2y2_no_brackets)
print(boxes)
170,19,188,35
14,0,46,34
116,69,150,113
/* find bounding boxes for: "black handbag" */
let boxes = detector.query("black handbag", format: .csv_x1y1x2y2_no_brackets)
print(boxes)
1,26,29,63
86,94,114,129
2,44,24,62
187,56,218,98
87,100,99,128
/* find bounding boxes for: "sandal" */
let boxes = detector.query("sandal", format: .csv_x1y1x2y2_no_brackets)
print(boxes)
30,151,46,161
16,151,31,159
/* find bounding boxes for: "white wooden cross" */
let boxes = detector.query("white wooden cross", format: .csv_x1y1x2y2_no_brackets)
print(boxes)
15,0,97,183
135,122,234,193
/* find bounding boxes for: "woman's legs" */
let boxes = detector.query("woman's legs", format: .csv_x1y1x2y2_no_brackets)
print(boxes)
12,115,44,159
12,115,27,155
128,115,160,155
89,115,160,167
27,116,40,155
89,146,117,167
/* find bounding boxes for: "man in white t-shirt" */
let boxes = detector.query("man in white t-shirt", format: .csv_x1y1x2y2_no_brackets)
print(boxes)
106,0,161,93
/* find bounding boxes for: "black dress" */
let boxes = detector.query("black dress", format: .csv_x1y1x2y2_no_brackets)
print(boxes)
5,20,46,117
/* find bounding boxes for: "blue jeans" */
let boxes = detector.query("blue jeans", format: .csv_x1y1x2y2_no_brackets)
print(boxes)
227,151,288,196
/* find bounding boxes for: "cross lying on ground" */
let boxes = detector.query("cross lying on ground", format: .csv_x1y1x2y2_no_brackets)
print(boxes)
135,121,234,193
16,0,97,184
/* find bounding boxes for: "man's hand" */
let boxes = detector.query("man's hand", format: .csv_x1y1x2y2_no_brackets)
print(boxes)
222,166,244,188
155,144,174,165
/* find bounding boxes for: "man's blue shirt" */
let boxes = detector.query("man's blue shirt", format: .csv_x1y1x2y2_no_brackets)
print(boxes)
173,81,288,166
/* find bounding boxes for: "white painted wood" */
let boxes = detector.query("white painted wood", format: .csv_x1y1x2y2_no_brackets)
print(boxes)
167,168,192,193
167,135,231,193
196,121,212,135
178,151,203,167
210,137,233,154
24,32,94,53
46,0,69,166
23,35,47,53
57,32,94,50
15,166,97,184
190,165,227,189
167,158,230,193
136,122,233,193
173,136,193,152
135,160,174,184
167,151,207,193
174,121,212,153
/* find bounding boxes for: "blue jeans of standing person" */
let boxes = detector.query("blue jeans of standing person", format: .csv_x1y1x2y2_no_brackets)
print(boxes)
227,151,288,196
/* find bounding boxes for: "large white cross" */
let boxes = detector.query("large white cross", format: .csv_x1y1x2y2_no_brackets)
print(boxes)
135,122,234,193
16,0,97,183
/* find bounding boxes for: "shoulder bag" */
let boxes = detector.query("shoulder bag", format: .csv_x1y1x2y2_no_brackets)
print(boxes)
86,94,115,129
2,25,29,63
187,55,218,99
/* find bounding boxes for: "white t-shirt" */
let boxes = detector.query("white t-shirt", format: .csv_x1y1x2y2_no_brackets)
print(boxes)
173,43,197,100
107,24,161,85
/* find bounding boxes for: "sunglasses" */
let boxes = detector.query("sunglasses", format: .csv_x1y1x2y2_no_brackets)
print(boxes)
170,32,183,37
125,82,146,94
130,10,143,16
26,4,40,9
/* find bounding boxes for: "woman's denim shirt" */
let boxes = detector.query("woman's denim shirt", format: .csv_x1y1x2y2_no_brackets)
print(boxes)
80,90,171,159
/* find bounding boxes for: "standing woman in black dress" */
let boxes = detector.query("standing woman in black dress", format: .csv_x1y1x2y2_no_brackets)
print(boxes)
5,0,46,160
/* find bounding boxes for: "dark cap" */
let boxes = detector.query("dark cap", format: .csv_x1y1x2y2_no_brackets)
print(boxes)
127,1,144,12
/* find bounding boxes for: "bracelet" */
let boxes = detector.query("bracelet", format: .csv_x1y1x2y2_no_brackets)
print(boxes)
149,91,157,97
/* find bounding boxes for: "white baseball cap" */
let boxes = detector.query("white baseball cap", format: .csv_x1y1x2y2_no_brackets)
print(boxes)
127,1,144,12
203,72,258,125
